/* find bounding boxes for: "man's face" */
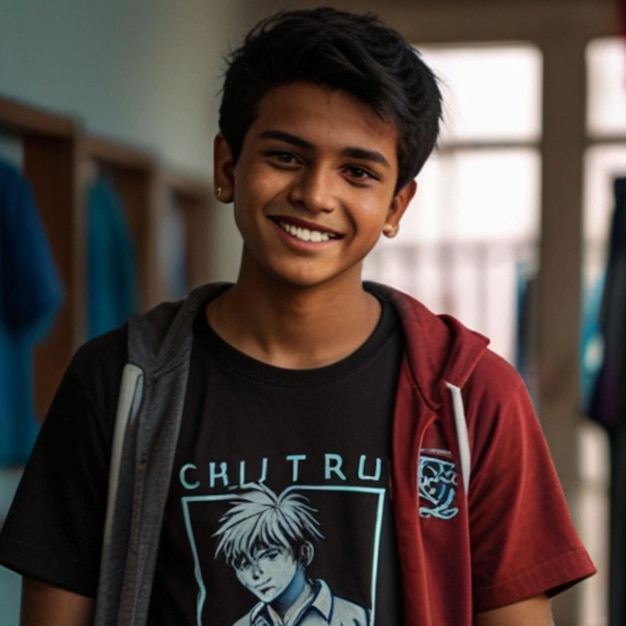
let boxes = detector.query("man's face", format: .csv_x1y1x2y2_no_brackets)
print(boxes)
214,82,415,292
234,545,299,603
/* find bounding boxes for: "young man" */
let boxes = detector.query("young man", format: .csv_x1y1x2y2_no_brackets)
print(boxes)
0,7,595,626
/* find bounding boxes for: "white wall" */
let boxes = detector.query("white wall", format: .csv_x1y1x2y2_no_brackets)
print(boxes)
0,0,265,281
3,0,234,171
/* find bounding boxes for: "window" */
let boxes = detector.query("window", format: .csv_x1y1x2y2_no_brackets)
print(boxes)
584,38,626,286
363,43,542,363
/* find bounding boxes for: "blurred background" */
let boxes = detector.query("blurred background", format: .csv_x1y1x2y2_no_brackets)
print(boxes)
0,0,623,624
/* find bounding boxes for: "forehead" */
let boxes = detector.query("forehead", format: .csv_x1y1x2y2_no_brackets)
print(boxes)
249,82,400,162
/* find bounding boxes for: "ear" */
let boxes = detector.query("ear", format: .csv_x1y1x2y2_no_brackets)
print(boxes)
213,134,235,203
386,179,417,229
298,542,314,568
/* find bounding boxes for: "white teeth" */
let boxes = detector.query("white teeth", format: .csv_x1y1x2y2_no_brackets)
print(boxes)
278,221,333,242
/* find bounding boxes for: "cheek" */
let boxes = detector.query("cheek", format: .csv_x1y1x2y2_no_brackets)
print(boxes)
347,192,394,228
277,556,298,577
235,569,253,587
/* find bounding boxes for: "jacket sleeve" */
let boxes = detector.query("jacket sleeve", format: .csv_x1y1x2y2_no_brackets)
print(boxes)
464,352,595,612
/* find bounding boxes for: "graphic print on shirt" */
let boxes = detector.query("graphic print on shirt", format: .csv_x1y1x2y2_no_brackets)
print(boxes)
180,475,383,626
418,449,459,520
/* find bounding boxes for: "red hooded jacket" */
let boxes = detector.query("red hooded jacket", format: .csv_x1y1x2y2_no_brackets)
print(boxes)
374,283,595,624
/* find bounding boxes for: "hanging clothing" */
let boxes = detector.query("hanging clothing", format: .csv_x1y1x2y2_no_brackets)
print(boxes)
0,159,64,466
580,270,605,414
514,260,539,400
587,176,626,626
86,175,139,339
589,177,626,429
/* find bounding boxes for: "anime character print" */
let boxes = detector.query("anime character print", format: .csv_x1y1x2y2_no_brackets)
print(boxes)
213,483,370,626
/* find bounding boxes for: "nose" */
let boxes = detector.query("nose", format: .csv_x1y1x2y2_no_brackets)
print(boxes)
251,561,263,579
288,165,336,214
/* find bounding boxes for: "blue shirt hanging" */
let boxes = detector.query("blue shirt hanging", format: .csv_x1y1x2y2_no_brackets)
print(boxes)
0,159,65,466
86,174,139,339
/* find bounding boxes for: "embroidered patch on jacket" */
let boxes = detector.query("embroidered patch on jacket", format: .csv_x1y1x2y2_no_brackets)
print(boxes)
418,453,459,519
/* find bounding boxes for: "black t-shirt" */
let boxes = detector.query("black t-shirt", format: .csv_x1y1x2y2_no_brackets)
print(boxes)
148,300,405,625
0,295,405,625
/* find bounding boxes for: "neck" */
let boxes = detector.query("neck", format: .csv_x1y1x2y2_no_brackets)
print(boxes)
271,569,310,617
206,263,380,369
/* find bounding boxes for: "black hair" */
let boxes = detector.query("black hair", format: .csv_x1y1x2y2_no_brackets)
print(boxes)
218,7,442,192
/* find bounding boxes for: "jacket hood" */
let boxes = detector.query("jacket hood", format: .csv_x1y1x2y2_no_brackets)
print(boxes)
366,282,490,410
126,283,231,376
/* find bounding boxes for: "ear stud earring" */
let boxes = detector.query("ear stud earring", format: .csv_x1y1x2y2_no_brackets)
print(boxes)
215,186,223,199
382,223,399,238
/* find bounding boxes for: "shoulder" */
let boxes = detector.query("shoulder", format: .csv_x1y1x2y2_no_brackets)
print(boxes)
314,580,369,623
70,325,128,391
460,347,542,467
126,283,231,372
54,325,128,440
73,324,128,365
467,347,528,404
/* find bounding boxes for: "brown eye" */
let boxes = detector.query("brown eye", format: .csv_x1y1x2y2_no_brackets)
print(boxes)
350,167,369,178
345,165,377,182
268,151,297,165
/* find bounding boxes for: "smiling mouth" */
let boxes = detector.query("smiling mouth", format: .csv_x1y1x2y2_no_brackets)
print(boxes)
275,219,341,243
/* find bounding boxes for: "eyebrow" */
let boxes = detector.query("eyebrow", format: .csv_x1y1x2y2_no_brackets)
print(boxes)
258,129,391,168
